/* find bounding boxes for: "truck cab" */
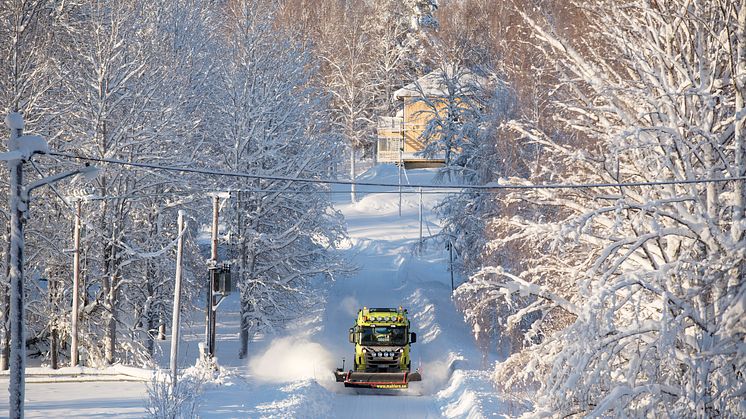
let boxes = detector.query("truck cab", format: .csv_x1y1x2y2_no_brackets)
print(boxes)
335,306,421,389
349,307,417,373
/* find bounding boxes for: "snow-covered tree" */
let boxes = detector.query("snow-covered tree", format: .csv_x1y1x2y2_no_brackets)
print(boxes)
405,0,438,32
35,0,212,366
414,63,490,179
426,68,529,360
402,0,438,69
317,0,375,202
212,0,348,359
429,0,586,364
0,0,60,371
460,1,746,415
365,0,417,119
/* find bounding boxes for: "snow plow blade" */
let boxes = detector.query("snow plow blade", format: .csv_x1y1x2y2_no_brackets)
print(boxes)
334,369,421,389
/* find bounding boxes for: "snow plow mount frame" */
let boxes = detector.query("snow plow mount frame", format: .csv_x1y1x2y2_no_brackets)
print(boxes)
334,368,421,389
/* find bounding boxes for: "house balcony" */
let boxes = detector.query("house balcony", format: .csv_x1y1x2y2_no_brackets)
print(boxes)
377,137,403,163
375,115,444,165
376,137,445,163
377,116,403,133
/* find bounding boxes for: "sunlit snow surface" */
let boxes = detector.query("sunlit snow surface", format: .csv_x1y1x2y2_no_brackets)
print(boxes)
0,381,148,418
0,166,506,418
197,166,504,418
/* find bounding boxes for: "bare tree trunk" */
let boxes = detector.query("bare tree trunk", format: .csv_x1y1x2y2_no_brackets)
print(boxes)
239,197,260,359
50,329,58,369
169,211,185,386
733,1,746,243
49,275,59,370
238,248,255,360
0,229,10,370
243,243,256,359
103,226,120,365
144,209,158,356
238,250,254,360
236,192,249,359
104,273,117,365
350,146,357,202
145,274,155,356
70,200,81,366
238,303,249,359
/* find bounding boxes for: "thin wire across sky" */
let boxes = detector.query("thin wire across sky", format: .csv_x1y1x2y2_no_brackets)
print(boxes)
46,151,746,194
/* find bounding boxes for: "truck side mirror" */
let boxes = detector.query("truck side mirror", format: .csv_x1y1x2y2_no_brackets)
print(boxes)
410,332,417,344
349,328,355,343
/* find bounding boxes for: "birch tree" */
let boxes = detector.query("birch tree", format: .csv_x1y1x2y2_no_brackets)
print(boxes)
415,63,490,179
365,0,418,119
0,0,59,371
317,0,374,202
45,0,207,365
214,0,348,359
459,1,746,415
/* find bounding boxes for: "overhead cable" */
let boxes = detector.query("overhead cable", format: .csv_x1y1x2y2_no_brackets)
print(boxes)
47,151,746,191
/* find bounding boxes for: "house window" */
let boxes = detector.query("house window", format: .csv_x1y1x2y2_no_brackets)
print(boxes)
378,138,402,152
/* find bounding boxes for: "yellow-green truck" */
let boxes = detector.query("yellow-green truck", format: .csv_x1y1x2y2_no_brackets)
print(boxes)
333,307,422,389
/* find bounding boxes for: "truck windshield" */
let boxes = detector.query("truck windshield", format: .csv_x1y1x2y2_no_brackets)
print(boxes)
360,326,407,346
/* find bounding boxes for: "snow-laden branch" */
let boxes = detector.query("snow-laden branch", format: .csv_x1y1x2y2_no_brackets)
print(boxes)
467,266,579,316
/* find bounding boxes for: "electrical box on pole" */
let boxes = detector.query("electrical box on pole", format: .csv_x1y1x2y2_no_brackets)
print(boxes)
206,262,232,359
213,263,232,295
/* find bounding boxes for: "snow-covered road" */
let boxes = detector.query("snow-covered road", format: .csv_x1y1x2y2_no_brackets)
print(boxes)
197,166,501,418
1,166,502,418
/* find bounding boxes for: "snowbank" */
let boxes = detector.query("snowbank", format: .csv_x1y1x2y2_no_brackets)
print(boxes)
0,364,154,383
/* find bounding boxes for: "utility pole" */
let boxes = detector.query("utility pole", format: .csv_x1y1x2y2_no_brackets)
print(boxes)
449,239,455,292
170,211,185,386
398,141,403,217
7,113,25,419
419,187,423,253
1,228,10,371
49,269,58,370
206,195,219,358
70,199,81,366
3,113,98,418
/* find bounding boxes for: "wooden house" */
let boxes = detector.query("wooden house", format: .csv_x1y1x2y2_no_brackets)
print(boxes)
376,68,484,168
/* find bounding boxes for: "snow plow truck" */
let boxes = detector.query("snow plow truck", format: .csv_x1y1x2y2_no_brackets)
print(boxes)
334,306,422,389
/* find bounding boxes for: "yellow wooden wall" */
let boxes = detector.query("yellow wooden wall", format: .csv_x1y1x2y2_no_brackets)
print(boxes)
402,98,447,153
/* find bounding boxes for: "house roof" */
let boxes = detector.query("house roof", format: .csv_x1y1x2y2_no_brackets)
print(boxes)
393,67,488,100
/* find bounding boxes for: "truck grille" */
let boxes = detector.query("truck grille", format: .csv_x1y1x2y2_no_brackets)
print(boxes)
364,350,402,372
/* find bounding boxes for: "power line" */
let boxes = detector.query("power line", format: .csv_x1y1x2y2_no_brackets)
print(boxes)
46,151,746,191
65,189,463,202
26,159,183,260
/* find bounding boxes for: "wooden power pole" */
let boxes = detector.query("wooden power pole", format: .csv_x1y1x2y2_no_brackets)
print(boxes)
7,115,25,419
170,210,185,386
205,196,219,358
70,200,81,366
